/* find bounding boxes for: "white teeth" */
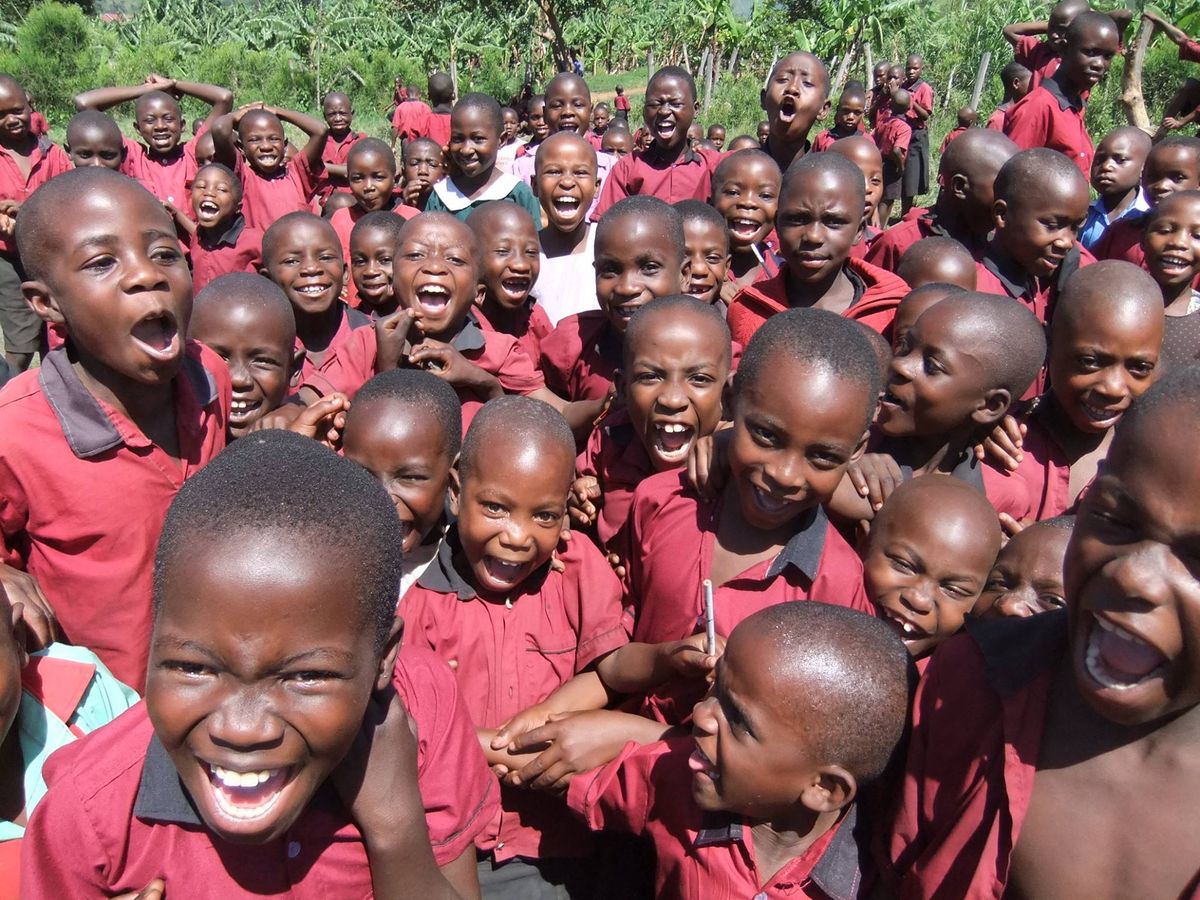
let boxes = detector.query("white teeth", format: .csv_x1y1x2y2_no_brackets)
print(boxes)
657,423,691,434
1095,616,1149,645
1085,617,1164,690
212,765,276,788
419,284,449,295
297,284,327,295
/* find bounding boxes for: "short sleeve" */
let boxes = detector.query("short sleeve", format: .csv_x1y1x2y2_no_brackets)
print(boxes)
474,334,546,395
20,767,113,897
592,153,634,220
564,537,629,670
565,739,660,836
392,646,499,866
302,327,378,398
1003,95,1050,151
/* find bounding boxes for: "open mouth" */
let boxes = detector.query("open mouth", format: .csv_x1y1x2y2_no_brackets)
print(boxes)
729,218,762,240
686,280,715,298
229,396,263,424
197,200,222,220
653,120,677,142
687,745,720,787
499,276,532,300
881,607,930,644
482,555,528,588
1084,614,1168,691
202,762,295,824
608,299,647,324
552,195,582,217
130,311,181,362
749,483,799,518
778,96,798,124
293,283,333,306
1156,254,1193,275
415,283,451,314
651,421,696,464
1077,398,1124,428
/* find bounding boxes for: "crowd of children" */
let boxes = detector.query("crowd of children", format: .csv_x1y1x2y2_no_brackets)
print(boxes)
3,2,1200,895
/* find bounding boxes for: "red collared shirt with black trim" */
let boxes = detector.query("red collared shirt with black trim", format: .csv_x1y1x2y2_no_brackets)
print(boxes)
187,214,264,293
19,644,499,897
1003,77,1094,177
0,342,230,688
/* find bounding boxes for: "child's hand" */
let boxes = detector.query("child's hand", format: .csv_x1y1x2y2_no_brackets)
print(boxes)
0,199,19,239
401,179,426,208
686,424,732,499
999,512,1031,540
250,402,306,433
503,710,638,793
974,414,1026,472
568,476,601,527
666,633,725,681
374,308,416,372
847,453,905,512
331,683,423,840
409,340,498,397
111,879,165,900
549,527,572,574
605,551,626,579
0,565,56,649
286,393,350,448
491,703,554,751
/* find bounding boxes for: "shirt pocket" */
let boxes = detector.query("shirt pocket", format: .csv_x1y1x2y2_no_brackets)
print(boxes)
524,630,579,690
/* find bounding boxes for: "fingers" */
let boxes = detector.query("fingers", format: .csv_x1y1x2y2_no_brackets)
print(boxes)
999,513,1028,538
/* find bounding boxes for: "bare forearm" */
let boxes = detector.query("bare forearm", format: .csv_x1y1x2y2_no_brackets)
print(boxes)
174,80,234,116
1003,21,1047,45
74,83,151,111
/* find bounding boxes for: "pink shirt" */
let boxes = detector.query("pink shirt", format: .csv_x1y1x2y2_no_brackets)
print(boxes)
187,215,263,293
236,153,321,231
119,130,203,208
592,146,720,219
0,136,72,254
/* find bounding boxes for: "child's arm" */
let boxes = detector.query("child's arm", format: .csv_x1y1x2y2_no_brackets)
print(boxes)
527,387,608,436
1144,11,1191,46
164,200,197,236
1002,19,1048,47
268,105,330,172
73,78,160,111
332,686,463,900
208,107,247,170
829,452,905,520
0,563,57,649
407,339,505,400
594,633,721,695
171,77,235,129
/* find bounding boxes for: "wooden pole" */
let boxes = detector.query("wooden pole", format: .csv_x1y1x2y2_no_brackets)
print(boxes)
970,51,991,111
863,42,873,85
1122,16,1155,130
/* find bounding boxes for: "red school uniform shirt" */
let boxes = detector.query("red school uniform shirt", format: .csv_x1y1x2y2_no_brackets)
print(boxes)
622,469,871,648
975,240,1094,329
891,613,1083,900
903,79,935,130
985,103,1012,132
864,206,985,273
426,112,452,150
119,129,204,209
235,153,322,232
1014,34,1062,88
302,309,546,431
291,301,372,388
940,125,969,155
1009,403,1092,520
314,129,365,200
727,256,911,346
400,531,628,863
570,736,874,900
187,214,264,294
0,136,72,255
392,99,433,141
615,94,631,113
539,309,622,402
1003,78,1094,178
577,407,656,549
1091,210,1148,269
20,644,500,898
0,343,230,689
873,116,912,164
592,145,721,219
472,297,554,365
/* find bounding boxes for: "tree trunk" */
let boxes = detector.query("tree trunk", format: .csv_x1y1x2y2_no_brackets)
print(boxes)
449,43,458,98
728,46,739,75
970,51,990,112
648,49,655,74
863,42,873,86
698,46,710,85
683,43,690,73
536,0,571,71
832,34,860,97
1122,16,1155,130
944,67,956,109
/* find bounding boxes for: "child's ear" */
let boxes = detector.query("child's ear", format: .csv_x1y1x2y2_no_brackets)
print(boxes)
475,278,487,307
613,367,626,404
373,615,405,691
949,172,970,201
800,765,857,813
992,198,1008,233
448,456,463,517
289,345,307,381
679,257,691,292
819,98,832,121
22,281,64,326
723,375,737,420
973,388,1012,427
760,89,769,113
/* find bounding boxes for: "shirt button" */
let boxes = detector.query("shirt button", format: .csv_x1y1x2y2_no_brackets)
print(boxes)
497,842,505,850
287,841,301,859
448,659,458,670
755,893,768,900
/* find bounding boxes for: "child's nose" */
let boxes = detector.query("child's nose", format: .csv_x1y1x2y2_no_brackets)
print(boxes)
901,582,936,614
993,589,1039,618
208,694,285,750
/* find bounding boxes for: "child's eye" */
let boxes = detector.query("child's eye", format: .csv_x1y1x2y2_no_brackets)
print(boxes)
922,355,944,376
688,373,715,386
889,555,915,575
481,501,506,515
1040,593,1067,610
152,247,182,264
1077,355,1099,371
749,424,777,446
534,511,562,525
941,583,973,599
1128,361,1155,377
285,670,340,685
82,255,117,272
163,659,211,677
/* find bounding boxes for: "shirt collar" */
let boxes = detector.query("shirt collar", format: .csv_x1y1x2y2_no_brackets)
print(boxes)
416,530,478,599
198,213,246,248
693,805,865,900
764,504,830,580
133,732,205,826
981,243,1030,299
431,172,522,211
1042,74,1085,112
965,608,1068,697
451,308,488,353
38,346,218,459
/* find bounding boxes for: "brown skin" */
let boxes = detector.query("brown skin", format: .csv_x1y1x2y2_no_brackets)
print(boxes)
260,217,347,363
1143,192,1200,315
714,357,870,586
643,73,700,160
993,175,1090,283
190,298,296,439
828,136,884,231
760,52,831,171
1091,128,1151,216
350,224,401,316
1007,401,1200,900
447,105,502,198
0,598,29,828
594,215,689,336
347,147,397,213
711,152,781,258
149,531,467,899
863,478,1001,658
681,218,731,305
65,122,125,170
544,74,593,137
1142,144,1200,208
691,622,856,883
976,523,1071,618
620,308,731,471
890,285,955,352
775,167,864,315
1043,267,1162,501
402,139,446,209
450,427,574,597
470,203,542,327
343,399,454,558
896,241,978,291
937,130,1020,245
536,133,597,250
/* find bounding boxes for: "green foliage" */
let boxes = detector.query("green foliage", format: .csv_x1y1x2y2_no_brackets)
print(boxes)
0,2,100,112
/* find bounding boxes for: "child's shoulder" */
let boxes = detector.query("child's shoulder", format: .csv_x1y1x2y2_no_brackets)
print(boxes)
0,366,45,418
39,700,151,809
630,467,695,522
542,309,611,352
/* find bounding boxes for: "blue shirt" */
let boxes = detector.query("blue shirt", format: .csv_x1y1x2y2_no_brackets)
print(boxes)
1079,190,1150,251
